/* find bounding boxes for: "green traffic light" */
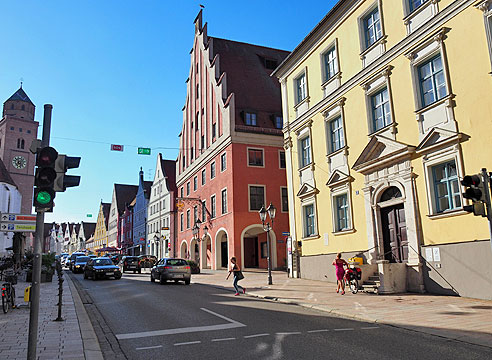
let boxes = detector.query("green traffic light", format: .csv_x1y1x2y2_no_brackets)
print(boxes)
36,191,52,205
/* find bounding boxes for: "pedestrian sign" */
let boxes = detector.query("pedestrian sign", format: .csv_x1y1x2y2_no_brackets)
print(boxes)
138,147,151,155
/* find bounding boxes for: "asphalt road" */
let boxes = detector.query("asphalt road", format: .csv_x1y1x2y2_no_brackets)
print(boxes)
70,271,491,360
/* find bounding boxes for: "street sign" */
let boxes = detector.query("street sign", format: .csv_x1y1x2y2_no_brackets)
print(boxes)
162,227,169,230
86,214,93,218
1,223,36,232
0,213,36,223
282,232,290,236
111,144,124,152
138,147,151,155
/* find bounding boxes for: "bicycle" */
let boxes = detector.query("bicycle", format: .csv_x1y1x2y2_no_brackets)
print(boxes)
344,266,361,294
1,269,17,314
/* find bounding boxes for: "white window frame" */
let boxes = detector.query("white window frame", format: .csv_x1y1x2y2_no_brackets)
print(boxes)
301,201,317,239
248,184,266,212
220,152,227,172
298,134,312,169
326,115,345,154
321,43,339,83
210,194,216,218
280,186,289,213
247,147,265,168
479,1,492,73
201,168,206,186
294,72,307,105
221,187,228,215
245,112,257,126
279,150,286,169
211,161,216,179
193,176,198,191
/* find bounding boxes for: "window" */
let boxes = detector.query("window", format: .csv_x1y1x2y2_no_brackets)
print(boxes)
334,194,349,232
186,182,190,196
180,187,184,198
409,0,428,12
279,151,286,169
193,206,198,224
249,186,265,211
303,204,315,237
182,156,186,171
212,123,217,139
432,161,461,213
201,169,206,185
245,112,257,126
281,187,288,212
19,128,22,132
295,73,307,104
211,162,216,179
323,47,338,81
275,116,283,129
180,214,183,231
27,130,31,134
364,7,382,48
202,201,207,222
328,116,345,153
248,148,264,167
201,135,204,150
211,195,216,218
220,153,227,172
191,147,194,160
418,55,446,108
193,176,197,191
196,84,199,99
371,88,391,132
300,137,311,168
221,189,227,214
186,210,190,228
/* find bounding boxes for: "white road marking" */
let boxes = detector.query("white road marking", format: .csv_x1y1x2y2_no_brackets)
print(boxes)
307,293,314,300
174,341,201,346
116,308,245,340
333,328,354,331
307,329,330,333
135,345,163,351
275,332,301,335
354,301,367,312
212,337,236,342
361,326,379,330
244,333,270,339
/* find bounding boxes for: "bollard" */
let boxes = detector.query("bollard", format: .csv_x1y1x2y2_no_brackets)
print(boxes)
54,259,64,322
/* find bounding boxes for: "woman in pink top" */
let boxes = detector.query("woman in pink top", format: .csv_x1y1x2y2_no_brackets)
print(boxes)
332,253,348,295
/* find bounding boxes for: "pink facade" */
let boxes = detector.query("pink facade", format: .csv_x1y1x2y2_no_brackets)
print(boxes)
176,12,290,270
121,205,134,253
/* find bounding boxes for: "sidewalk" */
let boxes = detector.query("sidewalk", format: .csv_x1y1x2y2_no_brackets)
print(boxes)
0,273,102,360
192,269,492,349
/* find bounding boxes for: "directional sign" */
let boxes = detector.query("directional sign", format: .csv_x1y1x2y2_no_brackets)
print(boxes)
0,213,36,223
282,232,290,236
111,144,124,152
86,214,93,218
0,223,36,232
138,147,151,155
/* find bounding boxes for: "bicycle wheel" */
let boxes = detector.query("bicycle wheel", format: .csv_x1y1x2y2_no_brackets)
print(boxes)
2,290,9,313
9,286,15,309
349,279,359,294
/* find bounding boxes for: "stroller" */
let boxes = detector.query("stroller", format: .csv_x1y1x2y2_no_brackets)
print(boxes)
344,266,362,294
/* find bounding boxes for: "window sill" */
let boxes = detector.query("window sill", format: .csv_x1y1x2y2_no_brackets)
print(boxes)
332,228,356,236
321,72,342,90
427,209,468,220
302,234,320,241
294,96,310,110
327,146,348,159
298,162,314,172
368,122,396,137
415,93,454,114
360,35,387,58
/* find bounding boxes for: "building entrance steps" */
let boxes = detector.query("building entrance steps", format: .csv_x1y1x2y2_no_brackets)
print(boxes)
192,269,492,349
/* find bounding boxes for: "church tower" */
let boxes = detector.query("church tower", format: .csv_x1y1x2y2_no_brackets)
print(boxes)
0,86,39,213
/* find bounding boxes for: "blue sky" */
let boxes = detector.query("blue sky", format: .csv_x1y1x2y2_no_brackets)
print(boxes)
1,0,336,223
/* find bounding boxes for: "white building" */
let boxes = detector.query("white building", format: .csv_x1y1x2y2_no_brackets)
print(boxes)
0,158,22,256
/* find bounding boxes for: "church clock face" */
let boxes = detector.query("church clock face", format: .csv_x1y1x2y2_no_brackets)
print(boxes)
12,155,27,169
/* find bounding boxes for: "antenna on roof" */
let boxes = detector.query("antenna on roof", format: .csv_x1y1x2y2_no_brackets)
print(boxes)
20,77,24,88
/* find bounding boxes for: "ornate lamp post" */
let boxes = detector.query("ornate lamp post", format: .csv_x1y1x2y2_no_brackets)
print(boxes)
259,202,276,285
192,219,202,263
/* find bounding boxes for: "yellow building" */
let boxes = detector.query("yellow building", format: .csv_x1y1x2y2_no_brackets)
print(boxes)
89,202,111,253
274,0,492,299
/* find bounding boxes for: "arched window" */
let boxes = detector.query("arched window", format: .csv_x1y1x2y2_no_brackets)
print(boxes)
380,186,402,202
21,105,25,110
21,139,25,149
17,139,21,149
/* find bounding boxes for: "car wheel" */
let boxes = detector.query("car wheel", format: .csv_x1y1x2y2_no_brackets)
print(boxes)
83,272,88,279
150,274,155,283
92,274,97,281
185,279,190,285
138,269,141,274
133,270,136,274
115,274,122,280
159,275,167,285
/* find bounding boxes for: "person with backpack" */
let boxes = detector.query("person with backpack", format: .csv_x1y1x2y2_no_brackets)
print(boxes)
226,256,246,296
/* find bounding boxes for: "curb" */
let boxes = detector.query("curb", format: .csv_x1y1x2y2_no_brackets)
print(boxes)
193,281,492,350
66,274,104,360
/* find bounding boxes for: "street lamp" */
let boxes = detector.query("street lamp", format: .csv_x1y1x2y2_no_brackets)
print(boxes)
192,219,202,264
153,233,159,258
259,202,276,285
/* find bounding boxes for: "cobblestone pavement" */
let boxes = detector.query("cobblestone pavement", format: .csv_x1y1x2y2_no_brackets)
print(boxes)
0,272,101,360
192,269,492,349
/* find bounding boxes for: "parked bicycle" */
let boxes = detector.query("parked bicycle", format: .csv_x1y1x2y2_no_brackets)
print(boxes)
1,269,17,313
344,266,362,294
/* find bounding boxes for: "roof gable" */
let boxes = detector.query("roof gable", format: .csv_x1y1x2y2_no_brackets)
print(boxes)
5,87,34,105
114,184,138,215
326,170,353,188
296,183,319,199
416,128,465,154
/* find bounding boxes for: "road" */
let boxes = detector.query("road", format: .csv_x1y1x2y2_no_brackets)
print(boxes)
70,271,491,360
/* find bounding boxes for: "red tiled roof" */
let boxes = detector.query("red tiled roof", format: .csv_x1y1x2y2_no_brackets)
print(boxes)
160,156,177,193
114,184,138,216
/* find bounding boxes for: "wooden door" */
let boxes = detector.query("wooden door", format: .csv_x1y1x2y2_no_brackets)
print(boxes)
381,204,408,263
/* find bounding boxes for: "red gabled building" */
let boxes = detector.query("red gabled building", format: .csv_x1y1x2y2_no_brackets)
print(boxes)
176,11,290,271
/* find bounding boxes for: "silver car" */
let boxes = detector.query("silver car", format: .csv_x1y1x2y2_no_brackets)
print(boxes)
150,258,191,285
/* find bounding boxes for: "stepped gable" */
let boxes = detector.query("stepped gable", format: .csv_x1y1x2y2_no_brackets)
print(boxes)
161,159,177,193
82,222,96,239
0,158,17,187
210,37,289,121
101,202,111,227
114,184,138,216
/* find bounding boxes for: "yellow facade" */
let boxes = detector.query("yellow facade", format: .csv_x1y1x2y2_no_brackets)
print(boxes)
91,203,109,252
276,0,492,298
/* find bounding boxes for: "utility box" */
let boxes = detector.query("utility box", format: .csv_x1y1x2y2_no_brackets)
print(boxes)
24,285,31,302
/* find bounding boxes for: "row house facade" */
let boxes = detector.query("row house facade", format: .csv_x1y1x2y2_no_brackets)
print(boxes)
90,202,111,252
0,158,21,256
78,221,96,251
107,184,138,249
132,168,152,255
120,200,135,254
274,0,492,299
175,12,290,270
147,154,177,259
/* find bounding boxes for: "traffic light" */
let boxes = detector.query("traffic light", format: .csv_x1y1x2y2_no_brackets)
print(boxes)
54,155,81,192
461,174,486,216
33,146,58,211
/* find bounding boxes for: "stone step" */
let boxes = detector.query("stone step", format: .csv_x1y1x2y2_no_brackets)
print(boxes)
361,284,379,294
368,275,380,281
362,280,380,286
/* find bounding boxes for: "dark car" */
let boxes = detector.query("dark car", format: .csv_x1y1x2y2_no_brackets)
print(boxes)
111,254,122,264
119,256,141,273
68,252,86,271
138,255,157,269
151,258,191,285
84,257,122,280
72,256,90,273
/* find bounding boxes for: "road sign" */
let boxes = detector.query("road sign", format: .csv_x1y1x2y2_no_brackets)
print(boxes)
0,223,36,232
0,213,36,223
86,214,93,218
138,147,151,155
162,227,169,230
282,232,290,236
111,144,124,152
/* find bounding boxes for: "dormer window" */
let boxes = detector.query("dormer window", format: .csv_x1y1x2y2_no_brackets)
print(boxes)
275,116,283,129
245,112,257,126
265,58,278,70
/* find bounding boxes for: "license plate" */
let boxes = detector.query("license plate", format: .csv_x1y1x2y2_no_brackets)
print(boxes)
173,274,183,278
106,272,113,276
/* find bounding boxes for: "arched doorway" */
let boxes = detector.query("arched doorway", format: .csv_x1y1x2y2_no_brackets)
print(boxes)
240,224,277,270
180,240,188,259
215,229,229,269
201,235,212,269
378,186,408,263
190,239,199,264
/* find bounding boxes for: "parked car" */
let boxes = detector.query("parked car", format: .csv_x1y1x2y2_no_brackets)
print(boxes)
72,256,90,273
88,254,97,259
61,254,70,267
119,256,141,273
150,258,191,285
68,252,86,271
111,254,122,264
83,257,122,280
138,255,157,269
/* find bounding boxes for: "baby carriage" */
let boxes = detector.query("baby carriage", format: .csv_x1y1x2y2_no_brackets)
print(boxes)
344,266,362,294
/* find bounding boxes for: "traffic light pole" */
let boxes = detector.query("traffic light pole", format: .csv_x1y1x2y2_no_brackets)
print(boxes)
481,168,492,253
27,104,52,360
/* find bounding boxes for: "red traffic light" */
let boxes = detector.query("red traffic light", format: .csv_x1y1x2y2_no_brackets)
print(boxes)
461,175,481,187
36,147,58,167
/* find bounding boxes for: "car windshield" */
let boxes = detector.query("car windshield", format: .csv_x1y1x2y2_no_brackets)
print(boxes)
75,257,90,262
94,259,113,266
166,259,188,266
